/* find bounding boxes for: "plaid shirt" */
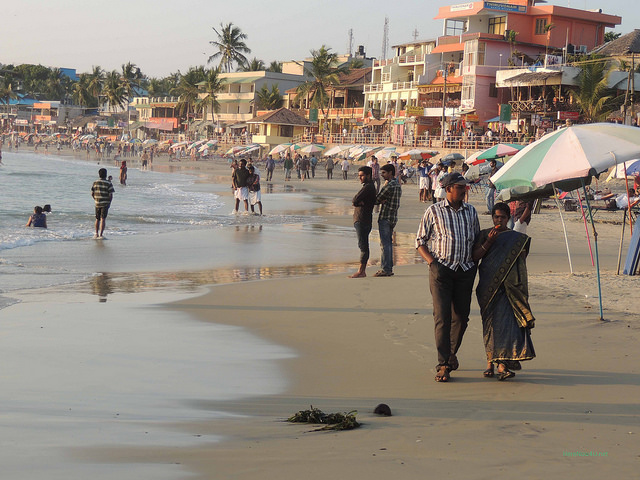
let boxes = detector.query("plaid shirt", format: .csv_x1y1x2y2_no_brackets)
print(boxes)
415,199,480,271
376,177,402,225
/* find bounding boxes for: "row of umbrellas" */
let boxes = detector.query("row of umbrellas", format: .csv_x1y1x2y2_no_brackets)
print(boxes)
267,142,439,162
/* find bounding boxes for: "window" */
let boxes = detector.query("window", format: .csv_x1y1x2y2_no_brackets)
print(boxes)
488,16,506,35
463,40,486,67
462,76,475,102
535,18,548,35
445,19,466,36
489,83,497,98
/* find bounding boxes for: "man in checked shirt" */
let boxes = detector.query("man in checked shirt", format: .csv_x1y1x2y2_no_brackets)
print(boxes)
416,172,480,382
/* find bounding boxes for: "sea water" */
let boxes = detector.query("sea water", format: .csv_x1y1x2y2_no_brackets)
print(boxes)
0,151,357,479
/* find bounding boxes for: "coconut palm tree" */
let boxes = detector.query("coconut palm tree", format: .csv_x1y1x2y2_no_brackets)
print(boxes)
208,22,251,73
172,67,206,118
88,66,104,100
571,58,619,122
72,73,97,107
102,70,127,112
0,77,18,117
196,67,224,121
239,57,265,72
295,45,350,116
256,84,283,110
266,61,282,73
121,62,142,98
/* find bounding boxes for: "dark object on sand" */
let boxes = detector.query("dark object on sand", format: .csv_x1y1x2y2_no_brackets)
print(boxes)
287,405,361,431
373,403,392,416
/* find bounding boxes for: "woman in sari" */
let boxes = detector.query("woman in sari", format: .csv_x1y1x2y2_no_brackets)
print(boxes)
472,202,535,381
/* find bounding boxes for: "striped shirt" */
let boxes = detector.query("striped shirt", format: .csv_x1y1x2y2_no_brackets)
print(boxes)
91,179,115,207
376,177,402,225
415,200,480,271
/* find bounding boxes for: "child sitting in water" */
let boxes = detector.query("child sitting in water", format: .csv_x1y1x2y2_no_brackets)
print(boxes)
26,206,47,228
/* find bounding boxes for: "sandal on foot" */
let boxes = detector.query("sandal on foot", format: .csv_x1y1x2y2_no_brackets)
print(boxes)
435,366,450,382
373,270,394,277
497,369,515,381
483,367,495,378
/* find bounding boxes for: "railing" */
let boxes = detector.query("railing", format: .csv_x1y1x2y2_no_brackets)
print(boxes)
392,80,417,91
398,54,425,64
363,84,384,93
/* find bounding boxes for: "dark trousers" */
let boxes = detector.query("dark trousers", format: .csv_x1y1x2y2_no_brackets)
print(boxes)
429,262,477,367
354,221,372,265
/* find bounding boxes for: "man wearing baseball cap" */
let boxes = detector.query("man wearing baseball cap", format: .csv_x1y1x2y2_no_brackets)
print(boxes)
415,172,480,382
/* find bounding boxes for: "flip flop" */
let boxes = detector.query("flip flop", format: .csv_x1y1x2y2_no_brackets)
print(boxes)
483,368,495,378
435,366,450,382
497,370,515,381
373,270,394,277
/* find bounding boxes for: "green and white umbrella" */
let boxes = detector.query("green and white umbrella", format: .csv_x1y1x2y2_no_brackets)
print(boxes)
490,123,640,321
491,123,640,190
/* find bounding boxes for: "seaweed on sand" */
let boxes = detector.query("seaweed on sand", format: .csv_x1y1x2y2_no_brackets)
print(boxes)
287,405,361,431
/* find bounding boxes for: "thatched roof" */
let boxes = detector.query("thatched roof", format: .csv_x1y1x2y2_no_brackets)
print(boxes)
502,70,562,86
592,29,640,56
246,107,309,126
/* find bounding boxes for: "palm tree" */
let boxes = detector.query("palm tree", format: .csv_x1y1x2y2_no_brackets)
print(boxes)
266,61,282,73
349,58,365,69
102,70,127,112
88,66,104,101
295,45,350,116
196,67,224,121
571,58,619,122
239,57,265,72
172,67,206,118
0,77,18,117
121,62,142,98
256,84,283,110
208,22,251,73
72,73,97,107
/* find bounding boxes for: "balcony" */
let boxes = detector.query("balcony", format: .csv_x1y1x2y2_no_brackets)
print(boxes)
363,84,384,93
398,54,425,64
391,81,417,91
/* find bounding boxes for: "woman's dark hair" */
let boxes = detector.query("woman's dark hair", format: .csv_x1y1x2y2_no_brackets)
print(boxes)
35,206,43,214
492,202,511,218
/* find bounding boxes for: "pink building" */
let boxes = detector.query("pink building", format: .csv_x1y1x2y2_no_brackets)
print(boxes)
431,0,621,125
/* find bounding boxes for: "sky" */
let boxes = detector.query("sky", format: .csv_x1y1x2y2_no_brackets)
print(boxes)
1,0,638,78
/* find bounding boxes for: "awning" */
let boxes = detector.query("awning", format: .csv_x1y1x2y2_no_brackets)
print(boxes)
432,43,464,54
501,71,562,86
228,123,247,129
217,98,254,104
369,118,388,126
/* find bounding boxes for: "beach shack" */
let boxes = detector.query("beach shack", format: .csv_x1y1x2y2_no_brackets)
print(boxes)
246,107,309,149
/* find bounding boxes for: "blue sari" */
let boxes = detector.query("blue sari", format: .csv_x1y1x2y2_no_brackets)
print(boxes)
476,228,535,363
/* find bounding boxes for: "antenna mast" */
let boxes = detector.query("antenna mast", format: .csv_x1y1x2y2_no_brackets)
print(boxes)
382,16,389,60
348,28,354,56
413,28,419,41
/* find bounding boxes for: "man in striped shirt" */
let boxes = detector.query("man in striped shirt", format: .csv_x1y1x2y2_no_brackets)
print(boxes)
416,172,480,382
91,168,115,239
374,163,402,277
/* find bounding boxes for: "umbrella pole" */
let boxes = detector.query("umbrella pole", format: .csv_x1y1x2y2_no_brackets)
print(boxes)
577,192,595,266
617,209,627,275
552,184,574,274
582,179,605,321
622,160,633,234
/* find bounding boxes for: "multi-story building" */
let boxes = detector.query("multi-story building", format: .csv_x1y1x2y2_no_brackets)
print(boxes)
431,0,621,126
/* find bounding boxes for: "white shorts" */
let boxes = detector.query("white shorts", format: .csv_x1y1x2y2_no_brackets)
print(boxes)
419,177,429,189
249,190,261,205
234,187,249,201
513,219,528,234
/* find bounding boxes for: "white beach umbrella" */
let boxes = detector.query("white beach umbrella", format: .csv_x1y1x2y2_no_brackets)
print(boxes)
269,143,293,155
299,143,326,154
323,144,352,156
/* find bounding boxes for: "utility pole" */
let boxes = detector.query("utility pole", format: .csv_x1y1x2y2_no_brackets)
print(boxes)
348,29,354,56
441,63,448,144
382,16,389,60
631,54,636,125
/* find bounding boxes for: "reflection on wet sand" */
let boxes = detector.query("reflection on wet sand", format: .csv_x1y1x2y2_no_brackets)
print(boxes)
75,236,423,302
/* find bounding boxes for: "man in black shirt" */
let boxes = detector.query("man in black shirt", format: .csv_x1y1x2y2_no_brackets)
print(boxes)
349,165,377,278
232,159,250,214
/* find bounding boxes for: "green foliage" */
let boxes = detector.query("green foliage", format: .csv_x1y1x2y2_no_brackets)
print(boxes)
266,61,282,73
604,31,621,43
287,406,361,431
571,59,622,122
256,84,283,110
295,45,350,114
196,67,224,116
239,57,265,72
172,66,206,117
208,22,251,73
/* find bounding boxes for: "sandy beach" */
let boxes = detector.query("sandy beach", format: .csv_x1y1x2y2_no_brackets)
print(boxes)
3,148,640,479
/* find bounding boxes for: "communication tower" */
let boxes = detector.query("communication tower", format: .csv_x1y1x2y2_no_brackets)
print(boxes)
382,16,389,60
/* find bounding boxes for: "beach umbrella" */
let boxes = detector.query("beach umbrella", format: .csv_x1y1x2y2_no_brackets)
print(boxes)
399,149,437,161
289,143,303,153
606,159,640,181
376,147,397,159
269,143,293,155
490,123,640,321
476,143,525,161
225,145,247,156
440,152,465,165
463,160,504,182
465,150,484,165
323,144,353,156
241,144,261,155
130,138,142,144
299,143,326,154
352,146,384,162
142,139,158,146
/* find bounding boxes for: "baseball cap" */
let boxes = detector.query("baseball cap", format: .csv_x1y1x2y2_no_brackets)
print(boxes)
440,172,468,188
